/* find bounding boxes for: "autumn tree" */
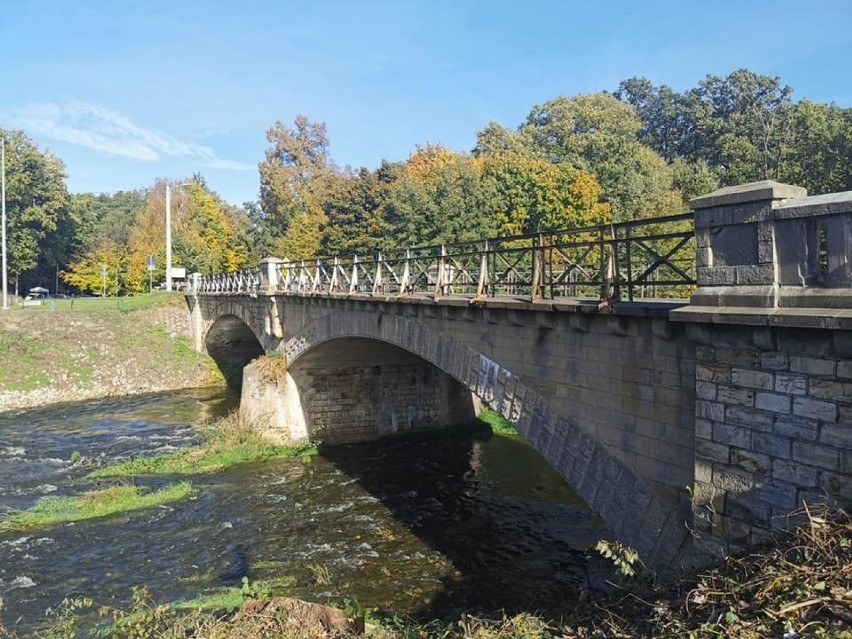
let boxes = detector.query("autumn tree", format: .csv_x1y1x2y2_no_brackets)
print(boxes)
61,241,126,296
259,116,333,259
382,145,497,247
479,153,610,235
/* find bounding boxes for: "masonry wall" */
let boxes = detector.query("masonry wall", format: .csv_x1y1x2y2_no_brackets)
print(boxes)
688,323,852,556
291,362,477,444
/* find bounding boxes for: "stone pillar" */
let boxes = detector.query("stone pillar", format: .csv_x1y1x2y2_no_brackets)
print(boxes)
689,180,807,308
186,274,206,353
187,272,202,295
259,257,285,294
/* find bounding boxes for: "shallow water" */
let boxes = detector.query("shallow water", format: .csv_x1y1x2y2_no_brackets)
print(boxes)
0,389,602,633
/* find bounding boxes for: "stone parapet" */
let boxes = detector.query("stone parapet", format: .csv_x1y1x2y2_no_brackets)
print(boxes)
683,180,852,312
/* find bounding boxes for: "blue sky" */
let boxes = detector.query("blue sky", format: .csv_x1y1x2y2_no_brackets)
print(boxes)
2,0,851,206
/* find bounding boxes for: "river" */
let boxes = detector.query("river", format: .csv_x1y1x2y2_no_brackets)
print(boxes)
0,389,603,633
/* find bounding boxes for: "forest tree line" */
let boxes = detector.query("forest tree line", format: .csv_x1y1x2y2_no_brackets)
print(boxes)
2,69,851,296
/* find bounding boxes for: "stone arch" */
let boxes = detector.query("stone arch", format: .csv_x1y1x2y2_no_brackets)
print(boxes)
205,311,266,387
201,298,271,350
281,309,690,567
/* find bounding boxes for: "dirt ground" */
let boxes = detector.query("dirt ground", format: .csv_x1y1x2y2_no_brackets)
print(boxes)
0,301,221,410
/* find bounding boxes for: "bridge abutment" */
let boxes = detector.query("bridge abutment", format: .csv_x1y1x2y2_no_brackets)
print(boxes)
673,180,852,560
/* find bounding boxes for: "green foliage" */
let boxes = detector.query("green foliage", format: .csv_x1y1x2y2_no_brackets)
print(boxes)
615,69,843,191
0,129,71,289
595,538,641,577
517,93,683,222
0,482,193,530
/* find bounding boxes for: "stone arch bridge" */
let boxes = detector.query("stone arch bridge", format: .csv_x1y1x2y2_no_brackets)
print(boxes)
186,182,852,568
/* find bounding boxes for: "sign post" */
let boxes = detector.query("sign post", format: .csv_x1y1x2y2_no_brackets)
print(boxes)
146,255,156,292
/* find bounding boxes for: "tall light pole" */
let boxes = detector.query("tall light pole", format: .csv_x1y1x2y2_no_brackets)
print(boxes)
1,135,8,311
164,182,189,292
165,183,173,291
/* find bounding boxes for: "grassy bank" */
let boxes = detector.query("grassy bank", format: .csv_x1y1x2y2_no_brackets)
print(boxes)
89,413,318,479
0,482,193,531
0,293,219,406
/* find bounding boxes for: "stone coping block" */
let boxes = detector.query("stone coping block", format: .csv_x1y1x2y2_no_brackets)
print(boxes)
775,190,852,219
670,305,852,330
690,180,807,211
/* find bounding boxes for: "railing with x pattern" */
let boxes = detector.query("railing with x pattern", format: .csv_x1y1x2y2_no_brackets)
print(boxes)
189,212,696,303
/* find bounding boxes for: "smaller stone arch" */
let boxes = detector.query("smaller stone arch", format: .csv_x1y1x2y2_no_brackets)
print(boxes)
205,312,266,387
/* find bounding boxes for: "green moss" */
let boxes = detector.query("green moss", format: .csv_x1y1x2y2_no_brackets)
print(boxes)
0,482,193,530
478,408,518,435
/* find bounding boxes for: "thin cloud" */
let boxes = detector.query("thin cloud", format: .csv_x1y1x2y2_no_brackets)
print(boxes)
4,99,254,171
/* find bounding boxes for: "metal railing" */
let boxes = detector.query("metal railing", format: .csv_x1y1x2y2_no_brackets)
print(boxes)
192,267,261,295
190,213,696,303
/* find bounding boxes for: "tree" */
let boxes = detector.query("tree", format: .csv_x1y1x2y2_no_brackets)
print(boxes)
692,69,796,184
617,70,798,186
472,122,530,157
0,129,70,295
259,116,334,258
119,178,252,292
61,240,125,296
519,93,682,221
479,153,610,235
787,100,852,193
382,145,496,247
615,77,700,162
320,168,387,257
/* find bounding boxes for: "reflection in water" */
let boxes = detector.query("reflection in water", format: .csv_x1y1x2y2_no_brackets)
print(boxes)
0,391,602,633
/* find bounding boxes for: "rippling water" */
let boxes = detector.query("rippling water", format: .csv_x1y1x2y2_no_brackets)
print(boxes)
0,389,602,633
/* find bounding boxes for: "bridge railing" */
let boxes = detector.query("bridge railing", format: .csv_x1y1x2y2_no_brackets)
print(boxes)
191,267,262,295
188,213,696,302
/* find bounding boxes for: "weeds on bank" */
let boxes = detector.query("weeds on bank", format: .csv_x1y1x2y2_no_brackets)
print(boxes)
88,412,318,479
12,505,852,637
0,482,193,531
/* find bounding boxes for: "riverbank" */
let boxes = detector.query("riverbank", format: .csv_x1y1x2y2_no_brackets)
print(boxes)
12,504,851,638
0,293,221,411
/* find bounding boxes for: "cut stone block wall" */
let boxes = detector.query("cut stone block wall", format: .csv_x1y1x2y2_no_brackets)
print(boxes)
687,323,852,557
292,362,477,444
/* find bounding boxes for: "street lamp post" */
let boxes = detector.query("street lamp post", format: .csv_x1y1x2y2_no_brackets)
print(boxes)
1,135,8,311
165,182,189,292
165,184,173,292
